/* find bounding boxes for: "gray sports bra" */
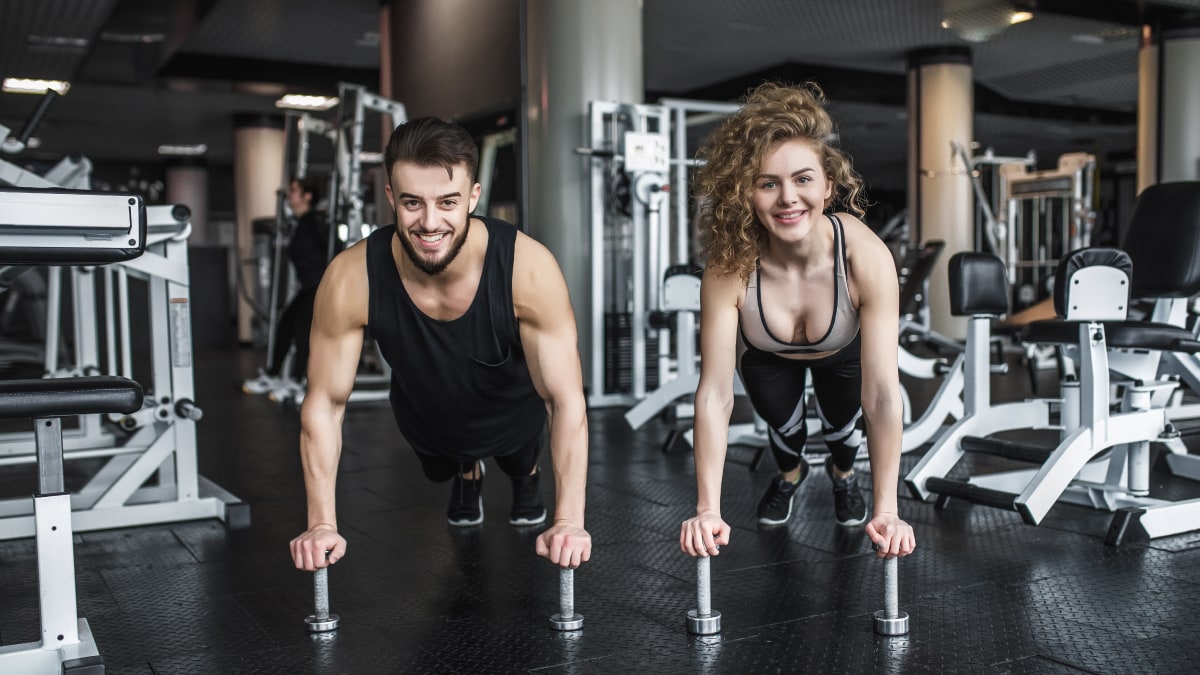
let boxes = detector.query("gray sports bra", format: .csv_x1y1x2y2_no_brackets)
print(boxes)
738,213,859,360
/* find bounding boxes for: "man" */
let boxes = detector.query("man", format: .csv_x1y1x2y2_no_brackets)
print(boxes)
242,176,339,402
289,117,591,572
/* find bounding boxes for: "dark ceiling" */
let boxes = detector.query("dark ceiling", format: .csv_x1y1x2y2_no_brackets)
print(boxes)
1,0,1199,196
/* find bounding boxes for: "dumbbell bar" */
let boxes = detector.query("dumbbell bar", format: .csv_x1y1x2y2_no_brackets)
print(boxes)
873,556,909,636
305,566,340,633
686,555,721,635
549,567,583,631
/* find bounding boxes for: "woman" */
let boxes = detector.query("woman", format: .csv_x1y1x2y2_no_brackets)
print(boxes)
679,82,916,560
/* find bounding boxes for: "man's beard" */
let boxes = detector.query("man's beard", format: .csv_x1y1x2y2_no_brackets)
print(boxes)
396,216,471,275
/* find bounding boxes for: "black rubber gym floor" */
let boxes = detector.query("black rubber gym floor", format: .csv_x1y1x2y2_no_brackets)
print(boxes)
2,346,1200,674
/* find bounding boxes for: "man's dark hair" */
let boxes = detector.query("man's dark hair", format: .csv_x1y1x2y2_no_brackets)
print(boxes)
297,172,321,201
291,175,324,204
383,116,479,185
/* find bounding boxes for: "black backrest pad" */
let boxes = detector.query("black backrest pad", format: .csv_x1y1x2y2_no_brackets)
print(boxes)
1053,247,1132,318
0,376,143,420
948,252,1009,316
898,240,944,316
1119,181,1200,299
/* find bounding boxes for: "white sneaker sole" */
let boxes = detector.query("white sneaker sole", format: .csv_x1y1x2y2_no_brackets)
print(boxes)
509,509,547,527
447,496,484,527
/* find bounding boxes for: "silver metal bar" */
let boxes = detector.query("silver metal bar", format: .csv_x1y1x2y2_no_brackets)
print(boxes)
883,556,898,619
559,567,574,618
313,568,330,620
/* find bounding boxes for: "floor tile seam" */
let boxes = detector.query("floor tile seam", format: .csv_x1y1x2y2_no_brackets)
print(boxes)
987,652,1099,674
525,651,627,672
1023,629,1190,672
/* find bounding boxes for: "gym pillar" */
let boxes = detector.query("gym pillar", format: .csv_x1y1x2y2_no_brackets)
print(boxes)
1137,23,1200,191
907,46,973,341
165,158,209,245
232,113,285,344
523,0,644,394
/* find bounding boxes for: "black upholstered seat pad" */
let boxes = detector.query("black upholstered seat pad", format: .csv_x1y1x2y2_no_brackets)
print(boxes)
0,376,143,419
1021,319,1197,351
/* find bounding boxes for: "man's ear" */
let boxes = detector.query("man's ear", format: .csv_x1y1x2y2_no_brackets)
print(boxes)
468,182,482,214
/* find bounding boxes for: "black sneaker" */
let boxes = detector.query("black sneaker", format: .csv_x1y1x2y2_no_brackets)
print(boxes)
509,469,547,526
447,461,484,527
825,456,867,526
756,461,809,525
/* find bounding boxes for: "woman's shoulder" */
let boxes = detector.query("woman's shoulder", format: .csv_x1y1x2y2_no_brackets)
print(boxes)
833,213,888,255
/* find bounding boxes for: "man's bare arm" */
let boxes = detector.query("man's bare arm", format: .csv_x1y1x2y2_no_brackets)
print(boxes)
513,233,591,567
291,243,369,570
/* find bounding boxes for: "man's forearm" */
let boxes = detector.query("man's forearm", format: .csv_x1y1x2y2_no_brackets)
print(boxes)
300,406,344,529
547,399,588,526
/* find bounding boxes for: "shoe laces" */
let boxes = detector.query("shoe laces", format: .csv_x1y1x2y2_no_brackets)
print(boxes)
764,476,798,510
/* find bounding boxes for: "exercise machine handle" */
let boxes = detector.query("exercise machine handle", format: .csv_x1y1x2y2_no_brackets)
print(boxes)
12,90,59,149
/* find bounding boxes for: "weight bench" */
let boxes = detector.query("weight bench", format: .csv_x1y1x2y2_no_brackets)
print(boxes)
0,378,143,673
908,182,1200,543
0,185,147,672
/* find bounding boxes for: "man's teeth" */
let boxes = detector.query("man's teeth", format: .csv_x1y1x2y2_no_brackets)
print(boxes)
418,233,446,242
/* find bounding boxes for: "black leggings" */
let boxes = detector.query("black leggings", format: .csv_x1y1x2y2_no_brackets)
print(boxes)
414,432,544,483
269,288,317,378
738,341,863,474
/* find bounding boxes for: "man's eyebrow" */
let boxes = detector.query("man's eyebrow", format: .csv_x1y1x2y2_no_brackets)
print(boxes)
396,191,462,200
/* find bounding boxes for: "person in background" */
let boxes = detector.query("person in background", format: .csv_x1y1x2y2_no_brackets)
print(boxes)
243,176,340,402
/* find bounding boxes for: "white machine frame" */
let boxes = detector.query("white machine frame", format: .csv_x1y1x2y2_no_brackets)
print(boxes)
0,186,149,673
906,253,1200,542
0,204,247,540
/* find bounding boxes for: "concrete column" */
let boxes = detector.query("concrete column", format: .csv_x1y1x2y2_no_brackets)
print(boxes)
1138,24,1200,191
165,159,209,244
523,0,643,391
233,113,285,344
907,47,973,340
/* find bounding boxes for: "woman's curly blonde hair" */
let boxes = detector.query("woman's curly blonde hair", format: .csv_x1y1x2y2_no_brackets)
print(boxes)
693,82,866,280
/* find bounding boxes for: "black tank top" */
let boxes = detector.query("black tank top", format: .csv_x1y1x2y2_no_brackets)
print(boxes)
365,217,546,459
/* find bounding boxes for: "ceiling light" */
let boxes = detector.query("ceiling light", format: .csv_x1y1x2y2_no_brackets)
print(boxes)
157,143,208,157
3,78,70,95
275,95,339,111
100,31,166,44
27,35,89,49
940,0,1029,43
360,151,384,164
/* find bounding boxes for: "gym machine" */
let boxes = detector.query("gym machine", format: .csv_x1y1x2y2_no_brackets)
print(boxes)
0,188,248,540
579,101,674,408
476,127,517,220
0,185,146,672
0,91,92,191
907,183,1200,544
998,153,1096,311
617,98,740,423
331,84,406,405
257,84,407,407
